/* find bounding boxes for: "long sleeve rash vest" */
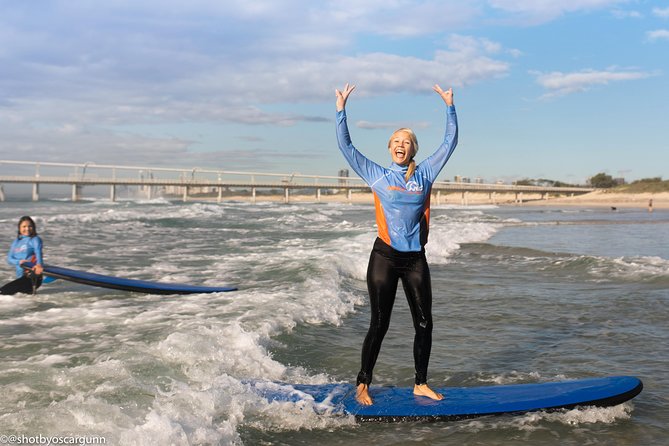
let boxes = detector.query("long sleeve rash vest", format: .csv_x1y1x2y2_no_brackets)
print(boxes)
7,235,44,277
336,105,458,252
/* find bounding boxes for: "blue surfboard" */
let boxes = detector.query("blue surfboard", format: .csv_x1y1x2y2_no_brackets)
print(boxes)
22,262,237,294
251,376,642,422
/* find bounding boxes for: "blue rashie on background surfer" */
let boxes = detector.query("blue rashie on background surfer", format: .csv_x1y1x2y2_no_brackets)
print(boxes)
1,216,44,295
335,83,458,405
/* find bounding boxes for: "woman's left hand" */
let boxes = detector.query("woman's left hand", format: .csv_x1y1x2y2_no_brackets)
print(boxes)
433,84,454,106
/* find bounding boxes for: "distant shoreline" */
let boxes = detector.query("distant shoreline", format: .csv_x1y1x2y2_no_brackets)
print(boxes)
180,190,669,210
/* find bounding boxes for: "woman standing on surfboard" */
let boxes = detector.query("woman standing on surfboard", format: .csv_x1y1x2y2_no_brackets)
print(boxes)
335,83,458,405
1,216,44,295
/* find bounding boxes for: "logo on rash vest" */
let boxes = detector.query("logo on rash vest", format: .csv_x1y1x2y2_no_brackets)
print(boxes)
406,181,423,192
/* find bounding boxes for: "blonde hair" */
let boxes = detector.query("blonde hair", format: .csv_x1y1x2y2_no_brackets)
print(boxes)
388,128,419,182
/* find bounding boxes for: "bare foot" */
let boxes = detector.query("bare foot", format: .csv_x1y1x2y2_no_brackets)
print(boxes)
413,383,444,401
356,383,373,405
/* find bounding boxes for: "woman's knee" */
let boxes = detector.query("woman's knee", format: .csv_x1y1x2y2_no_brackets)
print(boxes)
414,316,433,333
368,315,391,337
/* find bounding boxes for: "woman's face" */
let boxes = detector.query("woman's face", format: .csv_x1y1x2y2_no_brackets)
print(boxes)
388,131,414,166
19,220,34,237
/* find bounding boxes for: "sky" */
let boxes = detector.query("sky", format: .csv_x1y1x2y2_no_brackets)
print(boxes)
0,0,668,184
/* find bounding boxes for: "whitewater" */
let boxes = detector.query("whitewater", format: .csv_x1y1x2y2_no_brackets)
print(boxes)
0,200,666,445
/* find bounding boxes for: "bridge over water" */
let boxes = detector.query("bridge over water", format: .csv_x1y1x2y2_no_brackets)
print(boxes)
0,160,594,204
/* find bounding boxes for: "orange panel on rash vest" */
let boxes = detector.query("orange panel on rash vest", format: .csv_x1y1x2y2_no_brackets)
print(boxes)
373,192,391,246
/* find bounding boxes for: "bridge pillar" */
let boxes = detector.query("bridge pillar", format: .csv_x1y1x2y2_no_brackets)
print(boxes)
0,184,4,202
110,185,116,202
217,187,223,203
183,186,189,202
347,189,352,202
72,184,82,202
461,191,468,206
316,188,321,201
146,185,153,200
436,190,441,205
490,192,496,204
32,183,39,201
252,187,256,203
541,192,547,200
284,188,289,204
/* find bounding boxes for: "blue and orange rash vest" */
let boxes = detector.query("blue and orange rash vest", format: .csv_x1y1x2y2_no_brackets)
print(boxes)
7,235,44,277
336,105,458,252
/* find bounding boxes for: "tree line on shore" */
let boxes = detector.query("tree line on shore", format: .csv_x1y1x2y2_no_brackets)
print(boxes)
589,174,668,192
514,174,668,192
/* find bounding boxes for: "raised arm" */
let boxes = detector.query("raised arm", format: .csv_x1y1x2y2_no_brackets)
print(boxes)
335,84,385,186
422,85,458,180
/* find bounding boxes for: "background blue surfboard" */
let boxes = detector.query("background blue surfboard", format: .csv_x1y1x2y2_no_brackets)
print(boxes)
251,376,642,422
22,262,237,294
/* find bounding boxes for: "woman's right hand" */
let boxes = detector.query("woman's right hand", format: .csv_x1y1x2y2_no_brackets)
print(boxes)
335,83,356,111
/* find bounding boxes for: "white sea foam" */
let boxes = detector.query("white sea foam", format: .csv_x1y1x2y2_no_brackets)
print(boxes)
0,201,657,444
459,402,634,435
426,213,501,263
548,253,669,282
605,255,669,281
541,402,634,425
476,370,545,385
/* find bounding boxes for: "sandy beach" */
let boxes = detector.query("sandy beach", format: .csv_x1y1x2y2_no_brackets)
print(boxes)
188,190,669,210
508,190,668,210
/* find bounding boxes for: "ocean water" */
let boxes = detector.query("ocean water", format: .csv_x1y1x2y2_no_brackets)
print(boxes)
0,199,667,445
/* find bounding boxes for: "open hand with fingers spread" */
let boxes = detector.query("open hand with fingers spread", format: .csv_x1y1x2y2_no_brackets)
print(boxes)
433,84,454,107
336,83,356,111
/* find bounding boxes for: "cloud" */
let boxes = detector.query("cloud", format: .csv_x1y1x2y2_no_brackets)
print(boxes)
0,122,315,171
237,135,265,142
0,1,516,132
0,29,511,126
320,0,481,37
611,9,643,19
532,68,654,99
646,29,669,42
0,1,520,169
12,0,654,172
0,124,195,166
488,0,628,24
356,120,430,130
653,7,669,18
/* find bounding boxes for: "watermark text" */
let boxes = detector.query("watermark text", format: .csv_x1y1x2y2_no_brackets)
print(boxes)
0,434,106,445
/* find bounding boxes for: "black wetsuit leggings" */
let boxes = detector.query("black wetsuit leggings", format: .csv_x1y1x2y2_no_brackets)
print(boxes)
0,275,42,295
357,238,434,386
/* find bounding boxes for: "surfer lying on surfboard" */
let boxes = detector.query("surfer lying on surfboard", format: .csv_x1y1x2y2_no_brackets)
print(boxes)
1,216,44,295
335,83,459,405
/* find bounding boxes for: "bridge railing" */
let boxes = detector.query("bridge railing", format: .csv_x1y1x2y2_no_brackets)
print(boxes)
0,159,594,202
0,159,367,186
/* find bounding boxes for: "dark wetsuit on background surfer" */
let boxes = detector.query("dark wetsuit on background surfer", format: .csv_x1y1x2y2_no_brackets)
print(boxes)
335,83,458,405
